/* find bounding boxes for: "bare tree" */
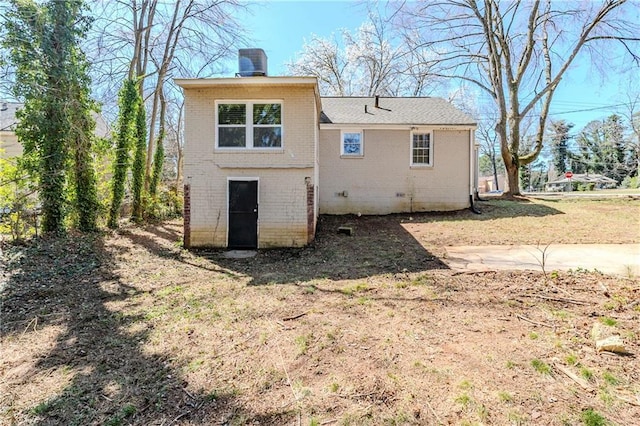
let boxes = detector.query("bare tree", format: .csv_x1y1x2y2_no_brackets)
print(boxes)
477,121,503,191
286,13,439,97
623,93,640,179
394,37,442,97
286,33,352,96
344,15,404,96
398,0,640,196
158,93,184,189
89,0,247,190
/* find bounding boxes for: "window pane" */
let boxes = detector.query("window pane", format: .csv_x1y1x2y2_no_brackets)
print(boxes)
253,127,282,148
413,133,430,148
412,133,430,164
219,127,246,147
413,150,429,164
218,104,246,125
253,104,281,125
343,132,361,155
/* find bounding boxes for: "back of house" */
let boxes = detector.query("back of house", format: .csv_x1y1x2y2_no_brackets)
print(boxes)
318,96,476,215
176,50,476,249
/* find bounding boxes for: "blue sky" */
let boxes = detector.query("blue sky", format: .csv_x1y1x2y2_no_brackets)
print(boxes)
239,1,365,75
220,0,637,131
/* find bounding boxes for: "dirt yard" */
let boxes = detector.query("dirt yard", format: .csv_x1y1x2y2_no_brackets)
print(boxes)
1,198,639,425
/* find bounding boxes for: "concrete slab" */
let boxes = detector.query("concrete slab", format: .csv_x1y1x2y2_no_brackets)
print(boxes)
223,250,257,259
444,244,640,276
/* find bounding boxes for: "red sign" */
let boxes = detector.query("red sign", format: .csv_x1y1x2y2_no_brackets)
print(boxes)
565,171,573,179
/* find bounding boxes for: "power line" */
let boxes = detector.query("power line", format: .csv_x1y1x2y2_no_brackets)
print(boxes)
550,103,630,115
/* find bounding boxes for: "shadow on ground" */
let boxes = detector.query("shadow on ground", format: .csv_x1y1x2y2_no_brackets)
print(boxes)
189,201,562,286
194,214,449,285
0,235,291,425
0,200,574,424
435,198,564,221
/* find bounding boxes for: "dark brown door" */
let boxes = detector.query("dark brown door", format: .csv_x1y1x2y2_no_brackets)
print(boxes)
228,180,258,249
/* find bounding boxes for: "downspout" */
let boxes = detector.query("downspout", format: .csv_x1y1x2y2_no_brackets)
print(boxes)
469,128,481,214
474,141,485,202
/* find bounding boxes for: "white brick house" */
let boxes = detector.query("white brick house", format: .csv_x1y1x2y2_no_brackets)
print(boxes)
176,76,476,249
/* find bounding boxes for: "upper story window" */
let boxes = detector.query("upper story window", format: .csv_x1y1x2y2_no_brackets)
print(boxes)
217,101,282,149
341,130,363,157
411,131,432,166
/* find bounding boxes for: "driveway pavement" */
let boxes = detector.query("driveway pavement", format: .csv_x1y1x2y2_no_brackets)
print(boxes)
444,244,640,276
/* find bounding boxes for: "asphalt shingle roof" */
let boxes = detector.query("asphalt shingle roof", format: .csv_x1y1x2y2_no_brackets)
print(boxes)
320,97,476,126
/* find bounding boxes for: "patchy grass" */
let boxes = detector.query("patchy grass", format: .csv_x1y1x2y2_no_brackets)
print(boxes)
2,198,639,425
599,316,618,327
531,359,552,375
581,408,609,426
405,197,639,247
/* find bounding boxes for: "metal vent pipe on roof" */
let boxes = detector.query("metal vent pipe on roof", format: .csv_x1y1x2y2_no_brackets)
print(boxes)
375,95,379,108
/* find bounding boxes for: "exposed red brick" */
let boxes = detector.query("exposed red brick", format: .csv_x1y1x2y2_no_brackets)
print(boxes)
183,184,191,249
306,181,315,243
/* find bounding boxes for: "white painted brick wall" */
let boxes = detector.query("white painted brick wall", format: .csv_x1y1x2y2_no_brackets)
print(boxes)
183,84,318,248
318,128,471,214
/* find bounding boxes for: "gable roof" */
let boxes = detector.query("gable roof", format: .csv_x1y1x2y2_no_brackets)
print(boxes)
546,173,618,185
320,97,476,127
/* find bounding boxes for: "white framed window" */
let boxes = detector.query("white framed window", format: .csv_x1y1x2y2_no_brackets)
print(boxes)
341,130,363,156
411,131,432,166
216,101,282,149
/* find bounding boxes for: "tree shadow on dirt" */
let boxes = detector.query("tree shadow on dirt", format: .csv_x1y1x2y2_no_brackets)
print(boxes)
114,198,563,288
142,222,182,243
0,235,293,425
408,199,564,223
117,226,245,277
189,198,562,286
196,215,448,286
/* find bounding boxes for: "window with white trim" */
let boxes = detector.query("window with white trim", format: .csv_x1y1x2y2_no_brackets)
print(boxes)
411,132,432,166
217,102,282,149
341,130,363,156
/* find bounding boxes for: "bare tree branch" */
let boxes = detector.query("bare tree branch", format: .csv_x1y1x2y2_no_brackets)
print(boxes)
397,0,640,195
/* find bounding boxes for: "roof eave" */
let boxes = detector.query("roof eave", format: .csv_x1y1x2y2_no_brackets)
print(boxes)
174,76,318,89
319,122,477,130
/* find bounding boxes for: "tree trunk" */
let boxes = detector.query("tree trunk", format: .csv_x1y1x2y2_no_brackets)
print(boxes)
505,160,520,196
149,86,166,198
131,88,146,222
145,0,184,189
176,146,183,189
73,114,99,232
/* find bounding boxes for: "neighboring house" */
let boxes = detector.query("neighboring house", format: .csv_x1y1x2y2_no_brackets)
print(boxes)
0,102,22,158
1,101,111,217
0,101,110,160
175,50,477,249
545,173,618,192
478,174,507,193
